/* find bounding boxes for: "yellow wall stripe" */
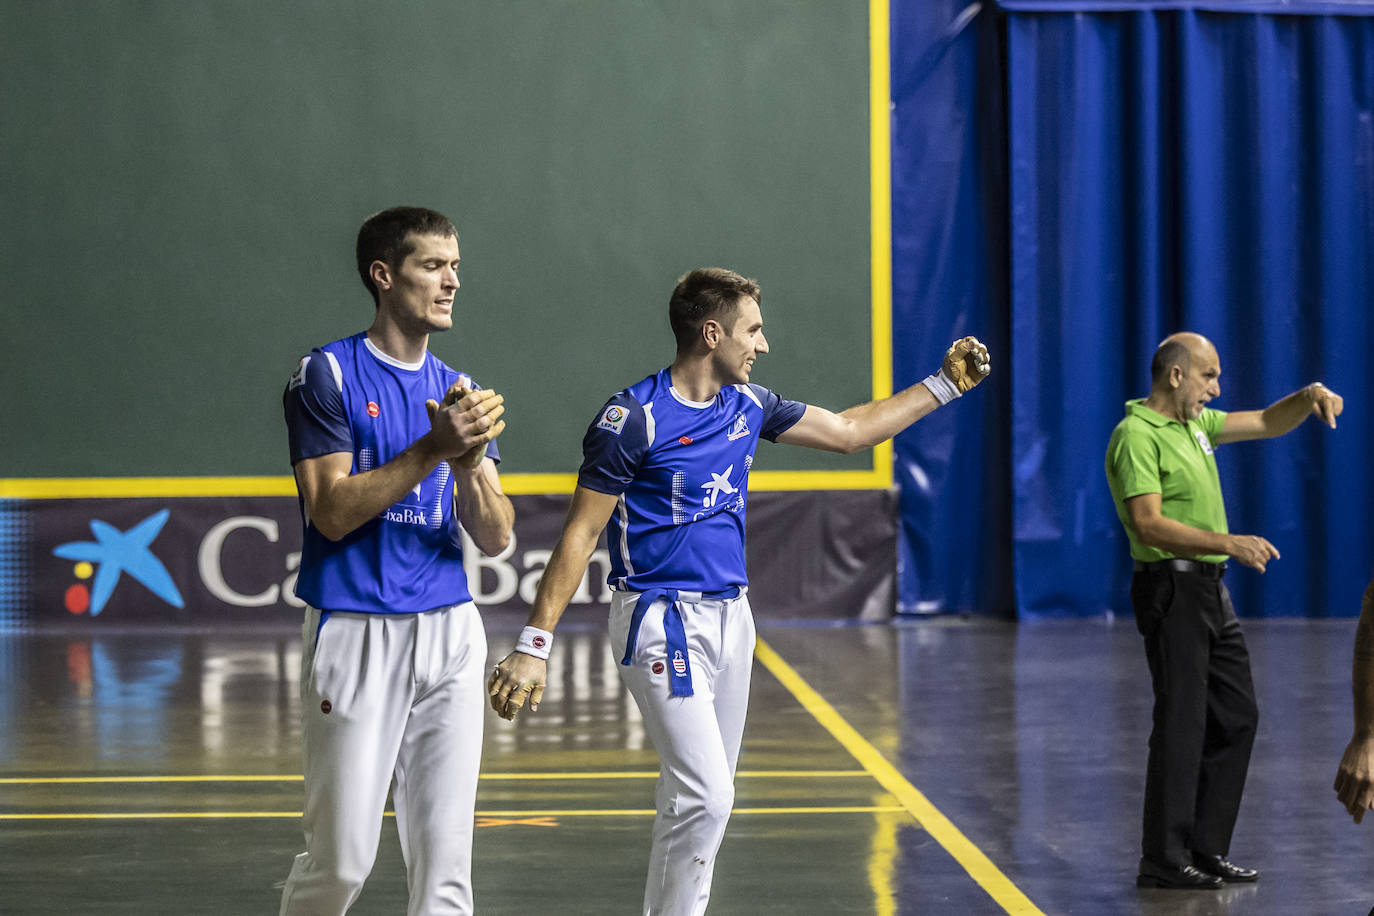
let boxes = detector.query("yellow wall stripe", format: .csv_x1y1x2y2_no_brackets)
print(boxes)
754,638,1046,916
0,469,891,499
870,0,894,489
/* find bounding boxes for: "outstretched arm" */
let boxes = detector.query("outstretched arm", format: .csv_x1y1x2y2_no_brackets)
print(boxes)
776,337,989,453
1216,383,1343,444
1336,578,1374,823
487,486,620,720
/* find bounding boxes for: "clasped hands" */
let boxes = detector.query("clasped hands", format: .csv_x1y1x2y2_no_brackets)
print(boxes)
425,383,506,469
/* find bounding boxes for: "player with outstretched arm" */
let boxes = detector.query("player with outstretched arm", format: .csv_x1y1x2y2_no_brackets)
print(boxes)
487,267,988,915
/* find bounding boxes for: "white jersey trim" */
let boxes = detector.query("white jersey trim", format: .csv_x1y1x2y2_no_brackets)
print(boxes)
363,335,426,371
668,386,714,409
615,494,635,579
734,383,763,409
323,352,343,392
643,402,657,448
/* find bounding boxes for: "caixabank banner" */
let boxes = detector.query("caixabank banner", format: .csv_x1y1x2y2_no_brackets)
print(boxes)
0,491,895,630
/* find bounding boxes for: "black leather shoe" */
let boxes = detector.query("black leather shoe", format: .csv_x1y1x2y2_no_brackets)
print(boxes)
1136,858,1224,889
1192,853,1259,882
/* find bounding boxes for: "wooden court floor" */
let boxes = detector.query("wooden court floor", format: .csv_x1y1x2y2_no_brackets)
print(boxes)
0,615,1369,915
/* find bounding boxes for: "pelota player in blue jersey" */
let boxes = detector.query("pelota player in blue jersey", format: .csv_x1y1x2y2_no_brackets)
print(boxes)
280,207,513,915
488,267,990,915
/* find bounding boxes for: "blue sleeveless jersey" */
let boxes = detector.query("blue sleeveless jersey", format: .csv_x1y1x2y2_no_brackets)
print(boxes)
577,368,805,593
282,332,499,614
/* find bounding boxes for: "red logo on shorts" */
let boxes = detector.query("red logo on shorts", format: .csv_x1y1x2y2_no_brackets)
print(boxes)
366,401,380,417
320,700,332,714
532,635,547,649
651,661,665,675
679,436,693,445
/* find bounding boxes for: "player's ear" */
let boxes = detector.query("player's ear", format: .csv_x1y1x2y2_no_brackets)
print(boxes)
1168,364,1184,389
702,319,720,350
369,259,392,293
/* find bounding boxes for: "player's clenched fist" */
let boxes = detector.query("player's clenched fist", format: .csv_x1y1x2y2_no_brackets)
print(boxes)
488,651,546,721
942,336,991,394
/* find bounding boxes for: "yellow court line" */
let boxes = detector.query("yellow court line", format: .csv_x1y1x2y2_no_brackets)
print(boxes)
0,769,867,785
0,805,906,822
754,638,1047,916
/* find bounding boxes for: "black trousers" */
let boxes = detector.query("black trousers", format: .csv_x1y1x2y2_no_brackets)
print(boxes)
1130,567,1259,865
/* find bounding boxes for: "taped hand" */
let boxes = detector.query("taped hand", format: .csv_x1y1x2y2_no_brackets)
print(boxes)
487,651,547,721
941,336,991,394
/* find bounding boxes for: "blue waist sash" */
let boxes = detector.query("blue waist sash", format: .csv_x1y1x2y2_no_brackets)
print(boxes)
620,587,743,697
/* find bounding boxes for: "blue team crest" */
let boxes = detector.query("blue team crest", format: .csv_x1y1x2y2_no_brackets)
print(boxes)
725,411,750,441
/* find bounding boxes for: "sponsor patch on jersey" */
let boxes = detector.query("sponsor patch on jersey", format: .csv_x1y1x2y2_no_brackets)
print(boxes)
725,411,750,441
679,436,693,445
320,699,332,715
1194,429,1214,455
652,661,665,675
597,405,628,435
288,356,311,390
672,650,687,677
367,401,380,418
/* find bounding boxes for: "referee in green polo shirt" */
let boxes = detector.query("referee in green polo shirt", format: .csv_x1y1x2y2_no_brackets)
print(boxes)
1106,332,1343,890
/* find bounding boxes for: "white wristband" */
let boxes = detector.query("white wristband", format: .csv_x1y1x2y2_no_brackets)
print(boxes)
922,370,961,405
516,626,553,660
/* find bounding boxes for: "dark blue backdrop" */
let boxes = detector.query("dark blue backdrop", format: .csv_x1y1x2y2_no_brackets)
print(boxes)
891,1,1374,619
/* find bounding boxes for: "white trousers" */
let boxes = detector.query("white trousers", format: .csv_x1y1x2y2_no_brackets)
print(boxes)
280,603,487,916
609,589,756,916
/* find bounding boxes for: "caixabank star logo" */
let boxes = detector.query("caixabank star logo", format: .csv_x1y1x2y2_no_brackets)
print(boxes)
53,509,184,616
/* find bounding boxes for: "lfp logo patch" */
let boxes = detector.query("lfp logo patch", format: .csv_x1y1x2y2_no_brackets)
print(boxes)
597,405,628,436
53,510,185,616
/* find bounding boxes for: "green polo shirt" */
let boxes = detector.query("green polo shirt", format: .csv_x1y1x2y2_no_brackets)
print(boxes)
1104,399,1230,563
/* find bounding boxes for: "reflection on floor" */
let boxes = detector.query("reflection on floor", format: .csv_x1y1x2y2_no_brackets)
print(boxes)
0,616,1368,915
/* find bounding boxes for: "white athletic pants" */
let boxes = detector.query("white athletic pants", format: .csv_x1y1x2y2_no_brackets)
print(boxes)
609,589,756,916
279,603,487,916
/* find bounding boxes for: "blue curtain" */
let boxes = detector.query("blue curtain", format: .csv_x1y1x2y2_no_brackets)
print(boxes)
891,3,1374,618
890,1,1013,615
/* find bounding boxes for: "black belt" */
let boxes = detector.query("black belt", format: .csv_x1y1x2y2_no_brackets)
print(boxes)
1134,558,1227,579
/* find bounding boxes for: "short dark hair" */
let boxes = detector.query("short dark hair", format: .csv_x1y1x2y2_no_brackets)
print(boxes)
1150,338,1191,385
668,268,761,352
356,207,457,305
